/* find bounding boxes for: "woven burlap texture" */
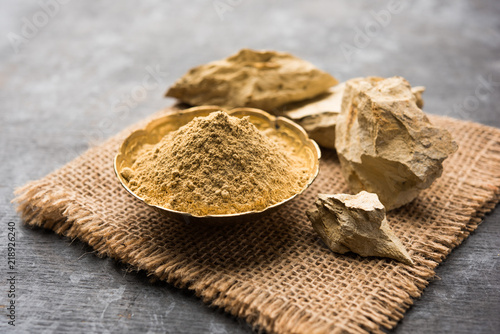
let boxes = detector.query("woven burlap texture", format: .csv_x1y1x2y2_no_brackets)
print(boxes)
15,107,500,334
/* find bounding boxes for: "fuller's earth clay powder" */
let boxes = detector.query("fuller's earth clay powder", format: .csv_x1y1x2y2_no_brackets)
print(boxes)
124,111,309,216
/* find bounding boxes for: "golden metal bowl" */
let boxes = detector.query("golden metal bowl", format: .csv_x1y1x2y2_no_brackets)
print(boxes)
114,105,321,224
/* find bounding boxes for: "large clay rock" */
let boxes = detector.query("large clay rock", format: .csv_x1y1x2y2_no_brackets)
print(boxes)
166,48,337,111
277,83,424,150
307,191,413,265
335,76,457,210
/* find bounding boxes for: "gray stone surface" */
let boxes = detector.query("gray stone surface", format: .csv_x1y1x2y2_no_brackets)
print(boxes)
0,0,499,333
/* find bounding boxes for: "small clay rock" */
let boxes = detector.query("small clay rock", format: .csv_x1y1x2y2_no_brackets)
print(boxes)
166,48,338,111
307,191,413,265
335,76,457,210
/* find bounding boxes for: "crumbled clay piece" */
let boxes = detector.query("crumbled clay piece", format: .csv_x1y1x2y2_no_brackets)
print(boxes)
411,86,425,108
297,112,338,149
307,191,414,265
280,83,345,120
166,48,338,111
278,83,345,149
335,76,457,210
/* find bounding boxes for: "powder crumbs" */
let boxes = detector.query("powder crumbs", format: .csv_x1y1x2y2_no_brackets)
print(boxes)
125,111,309,216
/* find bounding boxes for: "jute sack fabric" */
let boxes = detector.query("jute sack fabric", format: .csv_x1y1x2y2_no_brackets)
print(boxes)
15,107,500,333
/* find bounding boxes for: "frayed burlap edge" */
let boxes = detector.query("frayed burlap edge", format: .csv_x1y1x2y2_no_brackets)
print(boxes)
13,114,500,334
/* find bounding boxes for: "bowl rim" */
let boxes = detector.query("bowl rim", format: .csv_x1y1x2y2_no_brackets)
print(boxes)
114,105,321,222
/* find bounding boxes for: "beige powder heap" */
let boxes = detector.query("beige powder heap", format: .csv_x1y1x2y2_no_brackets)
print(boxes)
126,111,309,216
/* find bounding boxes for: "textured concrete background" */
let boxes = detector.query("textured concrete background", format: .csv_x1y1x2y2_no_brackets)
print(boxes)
1,0,499,333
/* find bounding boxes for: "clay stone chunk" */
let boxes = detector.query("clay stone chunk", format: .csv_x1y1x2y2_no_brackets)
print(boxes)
278,83,345,149
166,48,338,111
307,191,413,265
277,83,425,150
335,76,457,210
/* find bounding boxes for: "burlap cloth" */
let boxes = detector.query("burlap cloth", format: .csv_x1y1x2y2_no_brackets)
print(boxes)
15,106,500,334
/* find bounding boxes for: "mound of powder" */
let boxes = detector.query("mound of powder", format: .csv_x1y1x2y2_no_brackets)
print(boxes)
126,111,309,216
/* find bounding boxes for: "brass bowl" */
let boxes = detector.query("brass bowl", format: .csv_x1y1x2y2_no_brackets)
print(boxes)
114,105,321,224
